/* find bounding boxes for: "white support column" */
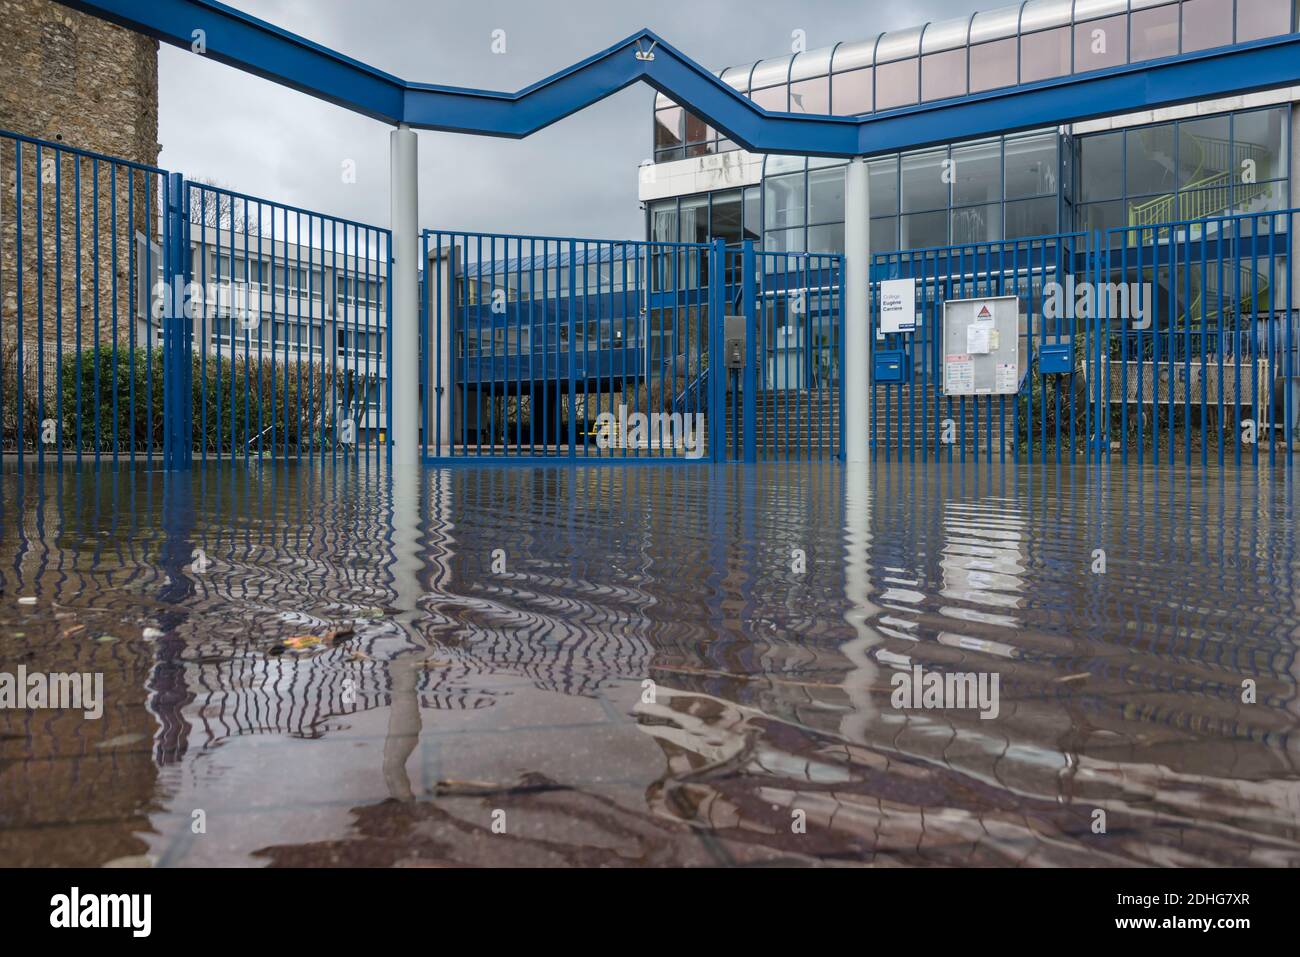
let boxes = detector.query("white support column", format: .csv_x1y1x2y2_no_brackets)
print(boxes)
390,124,419,465
1290,102,1299,440
844,156,871,463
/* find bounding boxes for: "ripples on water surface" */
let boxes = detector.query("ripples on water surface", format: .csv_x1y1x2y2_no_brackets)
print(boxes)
0,461,1297,867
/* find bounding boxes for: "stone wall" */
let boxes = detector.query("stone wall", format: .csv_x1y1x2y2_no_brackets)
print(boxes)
0,0,160,442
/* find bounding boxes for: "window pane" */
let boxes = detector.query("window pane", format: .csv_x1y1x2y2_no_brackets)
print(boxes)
1178,185,1235,220
655,148,682,163
765,172,806,229
751,85,788,111
743,187,761,241
764,227,805,253
651,201,677,243
875,58,918,110
1182,0,1234,51
655,107,682,151
1125,123,1176,197
1234,179,1287,211
808,167,845,224
970,38,1018,92
869,157,900,215
1233,107,1288,181
790,77,830,114
870,216,900,252
901,210,948,249
952,140,1001,206
901,150,948,212
1079,131,1123,201
1005,133,1058,199
921,48,967,101
1020,27,1070,83
1236,0,1293,40
684,112,710,144
831,68,872,115
710,190,743,245
686,141,716,158
952,203,1002,244
1178,115,1231,188
1131,4,1180,61
680,197,708,244
808,223,845,253
1073,15,1128,72
1005,196,1059,238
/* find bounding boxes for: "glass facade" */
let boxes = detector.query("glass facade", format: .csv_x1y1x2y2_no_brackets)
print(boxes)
1076,105,1290,230
744,130,1060,255
651,0,1296,162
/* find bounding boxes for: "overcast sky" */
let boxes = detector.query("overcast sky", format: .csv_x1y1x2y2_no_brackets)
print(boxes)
159,0,975,239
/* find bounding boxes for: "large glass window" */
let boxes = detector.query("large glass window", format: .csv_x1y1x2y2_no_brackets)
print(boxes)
1079,130,1124,202
751,85,789,111
1005,133,1058,199
743,188,761,242
1125,122,1176,197
970,38,1018,92
1075,107,1290,231
901,210,949,249
1234,106,1288,181
765,172,805,230
869,157,900,215
808,167,845,225
952,140,1001,207
654,107,682,161
710,190,743,245
875,58,918,110
831,68,872,115
1005,196,1058,238
1020,27,1071,83
790,77,830,114
901,150,948,213
921,48,967,102
679,196,708,244
1178,115,1232,187
1073,15,1128,72
1130,4,1179,61
650,201,677,243
1181,0,1234,52
1236,0,1294,41
952,203,1001,244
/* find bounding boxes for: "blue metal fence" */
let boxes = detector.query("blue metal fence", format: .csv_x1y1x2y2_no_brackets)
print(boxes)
0,128,392,470
871,213,1298,467
186,182,392,468
1090,208,1297,467
421,229,717,462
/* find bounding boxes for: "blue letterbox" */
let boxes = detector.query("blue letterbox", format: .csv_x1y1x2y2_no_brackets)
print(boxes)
874,349,911,384
1039,339,1073,375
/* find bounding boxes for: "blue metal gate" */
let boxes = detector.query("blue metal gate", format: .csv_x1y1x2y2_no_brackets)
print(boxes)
421,229,718,463
720,241,844,462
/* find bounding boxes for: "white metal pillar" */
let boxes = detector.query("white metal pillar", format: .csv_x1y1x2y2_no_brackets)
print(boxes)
390,124,419,465
844,156,871,463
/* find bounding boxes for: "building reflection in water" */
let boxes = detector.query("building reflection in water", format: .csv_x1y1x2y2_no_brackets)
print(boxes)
0,461,1297,866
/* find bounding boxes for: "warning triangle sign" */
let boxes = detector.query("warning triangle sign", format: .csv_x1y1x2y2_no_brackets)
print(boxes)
976,304,992,318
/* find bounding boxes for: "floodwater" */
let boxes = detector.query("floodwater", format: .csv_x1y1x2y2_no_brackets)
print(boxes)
0,460,1297,867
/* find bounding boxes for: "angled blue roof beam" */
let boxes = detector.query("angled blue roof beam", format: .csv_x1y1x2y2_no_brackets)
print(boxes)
56,0,1300,160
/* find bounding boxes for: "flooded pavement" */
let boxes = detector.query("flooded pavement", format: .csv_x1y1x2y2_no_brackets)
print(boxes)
0,460,1298,867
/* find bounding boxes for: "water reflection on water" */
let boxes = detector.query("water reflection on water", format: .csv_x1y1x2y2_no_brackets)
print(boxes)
0,461,1297,867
